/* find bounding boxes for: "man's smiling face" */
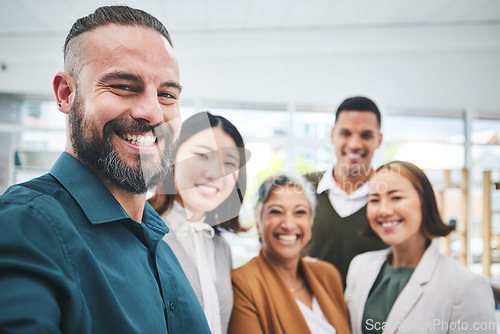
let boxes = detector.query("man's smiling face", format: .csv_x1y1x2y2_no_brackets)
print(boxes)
331,110,382,177
67,24,181,193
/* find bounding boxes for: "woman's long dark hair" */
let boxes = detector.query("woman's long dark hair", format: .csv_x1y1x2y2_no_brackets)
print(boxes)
148,111,247,233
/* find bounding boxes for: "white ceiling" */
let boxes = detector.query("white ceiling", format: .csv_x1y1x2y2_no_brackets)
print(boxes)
1,0,499,35
0,0,500,111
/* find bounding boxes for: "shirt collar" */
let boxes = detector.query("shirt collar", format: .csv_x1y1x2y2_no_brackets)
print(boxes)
49,152,131,225
317,164,335,194
143,202,170,235
316,164,370,199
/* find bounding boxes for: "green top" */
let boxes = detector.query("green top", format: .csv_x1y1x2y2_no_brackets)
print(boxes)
362,260,415,334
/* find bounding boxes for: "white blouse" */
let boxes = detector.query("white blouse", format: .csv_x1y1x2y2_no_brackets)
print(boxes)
165,201,222,334
296,296,336,334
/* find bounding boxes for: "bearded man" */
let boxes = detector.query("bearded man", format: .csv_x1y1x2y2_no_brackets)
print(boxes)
0,6,210,333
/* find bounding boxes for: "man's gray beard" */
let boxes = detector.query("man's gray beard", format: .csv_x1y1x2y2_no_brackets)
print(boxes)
69,95,173,194
96,140,173,194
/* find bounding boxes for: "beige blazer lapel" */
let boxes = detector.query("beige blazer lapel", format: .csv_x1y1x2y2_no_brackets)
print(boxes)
384,245,440,334
306,269,335,325
384,282,423,334
301,261,339,327
257,251,311,334
345,250,389,333
353,250,389,331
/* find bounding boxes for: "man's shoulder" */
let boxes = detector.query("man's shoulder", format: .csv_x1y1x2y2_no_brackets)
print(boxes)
0,174,73,230
0,175,79,269
1,173,62,206
303,171,325,187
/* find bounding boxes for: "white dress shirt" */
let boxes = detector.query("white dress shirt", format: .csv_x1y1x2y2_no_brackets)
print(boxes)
316,165,370,218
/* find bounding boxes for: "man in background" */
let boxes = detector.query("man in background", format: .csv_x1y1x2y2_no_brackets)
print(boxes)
303,96,387,288
0,6,210,333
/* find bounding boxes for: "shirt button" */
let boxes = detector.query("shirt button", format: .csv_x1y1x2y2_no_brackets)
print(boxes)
169,301,175,311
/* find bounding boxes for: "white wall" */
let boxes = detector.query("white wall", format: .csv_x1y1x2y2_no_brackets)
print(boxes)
1,24,499,111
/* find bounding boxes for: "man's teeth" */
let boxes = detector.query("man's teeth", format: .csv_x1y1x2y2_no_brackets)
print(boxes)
347,153,362,159
381,221,399,228
122,134,156,146
198,185,218,194
278,235,298,243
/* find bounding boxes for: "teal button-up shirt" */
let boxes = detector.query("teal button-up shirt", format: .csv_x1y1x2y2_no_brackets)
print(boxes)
0,152,210,334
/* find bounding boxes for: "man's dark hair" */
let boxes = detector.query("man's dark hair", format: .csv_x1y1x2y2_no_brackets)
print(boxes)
335,96,381,128
64,6,172,76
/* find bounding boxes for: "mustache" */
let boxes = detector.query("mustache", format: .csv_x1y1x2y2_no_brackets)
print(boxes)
103,118,171,140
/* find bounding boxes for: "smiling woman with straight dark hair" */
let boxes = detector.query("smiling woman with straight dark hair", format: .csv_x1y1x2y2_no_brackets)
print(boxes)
148,111,247,334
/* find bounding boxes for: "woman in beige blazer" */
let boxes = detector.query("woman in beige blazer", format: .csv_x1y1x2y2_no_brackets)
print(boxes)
229,173,351,334
345,161,496,334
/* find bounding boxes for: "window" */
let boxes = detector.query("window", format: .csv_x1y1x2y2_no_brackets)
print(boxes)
2,94,497,270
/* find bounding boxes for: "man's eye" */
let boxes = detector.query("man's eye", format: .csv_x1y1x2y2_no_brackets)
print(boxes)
158,92,177,99
369,198,379,203
296,210,307,215
269,210,282,215
108,85,138,96
111,85,134,91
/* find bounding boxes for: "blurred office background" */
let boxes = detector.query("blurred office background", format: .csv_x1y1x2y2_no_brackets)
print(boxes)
1,0,500,280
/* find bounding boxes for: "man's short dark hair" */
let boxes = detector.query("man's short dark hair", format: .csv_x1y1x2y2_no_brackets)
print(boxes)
64,6,172,76
335,96,381,128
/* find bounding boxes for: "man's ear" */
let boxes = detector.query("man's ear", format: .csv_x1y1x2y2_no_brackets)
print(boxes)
53,72,75,115
330,126,335,144
377,132,383,148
